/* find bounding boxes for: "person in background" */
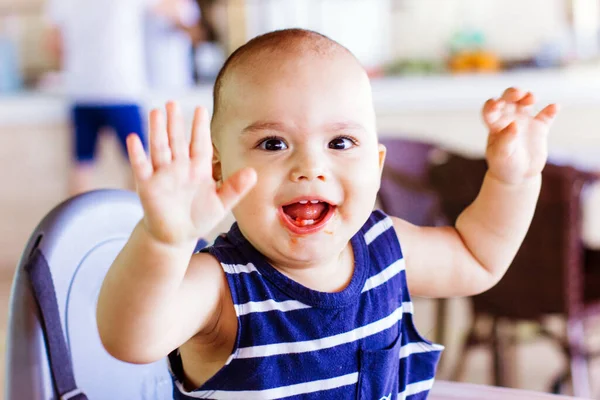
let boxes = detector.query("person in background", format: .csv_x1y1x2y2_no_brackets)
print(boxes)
45,0,182,195
192,0,226,82
144,0,201,92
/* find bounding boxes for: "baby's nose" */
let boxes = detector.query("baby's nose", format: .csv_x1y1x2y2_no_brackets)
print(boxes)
289,153,327,182
289,168,326,182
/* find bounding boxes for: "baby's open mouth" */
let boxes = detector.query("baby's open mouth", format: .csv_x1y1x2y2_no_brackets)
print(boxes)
282,200,331,227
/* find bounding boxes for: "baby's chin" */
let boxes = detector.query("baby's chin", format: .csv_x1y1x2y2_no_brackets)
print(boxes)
268,242,349,270
277,230,353,263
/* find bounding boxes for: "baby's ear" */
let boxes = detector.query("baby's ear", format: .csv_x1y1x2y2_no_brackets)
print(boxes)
212,145,222,183
378,143,387,173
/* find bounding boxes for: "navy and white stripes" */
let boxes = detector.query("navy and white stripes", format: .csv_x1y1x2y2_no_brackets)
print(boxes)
171,210,443,399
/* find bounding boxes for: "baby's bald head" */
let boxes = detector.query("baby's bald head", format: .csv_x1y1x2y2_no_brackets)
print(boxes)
208,29,384,247
210,29,367,135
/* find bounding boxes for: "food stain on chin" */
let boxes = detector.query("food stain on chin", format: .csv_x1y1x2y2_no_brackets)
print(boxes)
290,237,298,245
325,230,333,235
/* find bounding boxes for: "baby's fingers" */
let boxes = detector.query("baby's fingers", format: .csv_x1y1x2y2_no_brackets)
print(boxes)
166,101,189,160
500,87,526,103
190,107,212,162
126,133,153,183
217,167,257,211
517,92,535,107
535,104,559,125
482,98,505,126
149,109,172,170
487,121,518,159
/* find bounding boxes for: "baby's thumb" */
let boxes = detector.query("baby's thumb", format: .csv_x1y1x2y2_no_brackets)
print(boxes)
217,167,257,211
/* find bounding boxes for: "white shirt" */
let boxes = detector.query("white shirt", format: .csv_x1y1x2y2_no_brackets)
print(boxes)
144,0,200,92
47,0,155,102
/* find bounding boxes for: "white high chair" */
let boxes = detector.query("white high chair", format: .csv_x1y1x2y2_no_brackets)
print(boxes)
4,190,206,400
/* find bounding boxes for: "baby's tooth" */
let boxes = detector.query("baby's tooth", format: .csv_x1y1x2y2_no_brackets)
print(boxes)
299,200,308,204
310,200,319,204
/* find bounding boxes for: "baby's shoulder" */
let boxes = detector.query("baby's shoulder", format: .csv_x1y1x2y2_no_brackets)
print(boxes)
188,251,227,286
198,232,249,265
359,209,399,241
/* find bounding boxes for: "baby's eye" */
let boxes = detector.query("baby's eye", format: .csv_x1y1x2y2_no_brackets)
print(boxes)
258,137,288,151
328,136,356,150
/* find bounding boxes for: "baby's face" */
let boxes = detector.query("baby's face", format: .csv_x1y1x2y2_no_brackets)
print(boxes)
214,50,385,269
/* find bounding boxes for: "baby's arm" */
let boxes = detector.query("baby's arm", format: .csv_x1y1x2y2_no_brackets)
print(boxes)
96,103,256,363
397,88,558,298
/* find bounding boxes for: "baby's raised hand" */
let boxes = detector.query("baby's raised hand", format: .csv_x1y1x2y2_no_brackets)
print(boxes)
483,88,558,185
126,102,257,246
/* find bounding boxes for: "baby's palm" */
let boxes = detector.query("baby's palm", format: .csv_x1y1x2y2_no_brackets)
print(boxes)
483,88,558,185
126,103,256,245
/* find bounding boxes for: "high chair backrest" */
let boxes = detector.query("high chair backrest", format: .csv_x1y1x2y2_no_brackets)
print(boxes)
5,190,176,400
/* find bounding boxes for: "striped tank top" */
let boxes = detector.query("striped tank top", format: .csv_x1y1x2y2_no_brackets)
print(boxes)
169,210,443,399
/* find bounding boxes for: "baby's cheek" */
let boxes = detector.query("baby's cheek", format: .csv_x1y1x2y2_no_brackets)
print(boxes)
220,148,254,175
235,180,276,217
349,180,380,213
347,168,380,193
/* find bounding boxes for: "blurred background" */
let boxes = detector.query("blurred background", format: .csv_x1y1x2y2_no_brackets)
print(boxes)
3,0,600,397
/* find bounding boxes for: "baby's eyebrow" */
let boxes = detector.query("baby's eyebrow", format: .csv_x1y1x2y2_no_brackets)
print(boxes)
241,121,367,135
242,121,288,135
325,121,366,133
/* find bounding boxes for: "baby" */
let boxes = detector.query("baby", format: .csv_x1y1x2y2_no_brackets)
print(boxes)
97,29,557,399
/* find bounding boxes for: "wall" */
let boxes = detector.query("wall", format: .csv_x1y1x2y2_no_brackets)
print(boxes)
389,0,569,61
244,0,572,66
0,0,592,87
245,0,392,68
0,0,51,85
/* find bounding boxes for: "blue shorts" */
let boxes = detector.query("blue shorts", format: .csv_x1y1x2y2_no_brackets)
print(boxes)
71,103,146,162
